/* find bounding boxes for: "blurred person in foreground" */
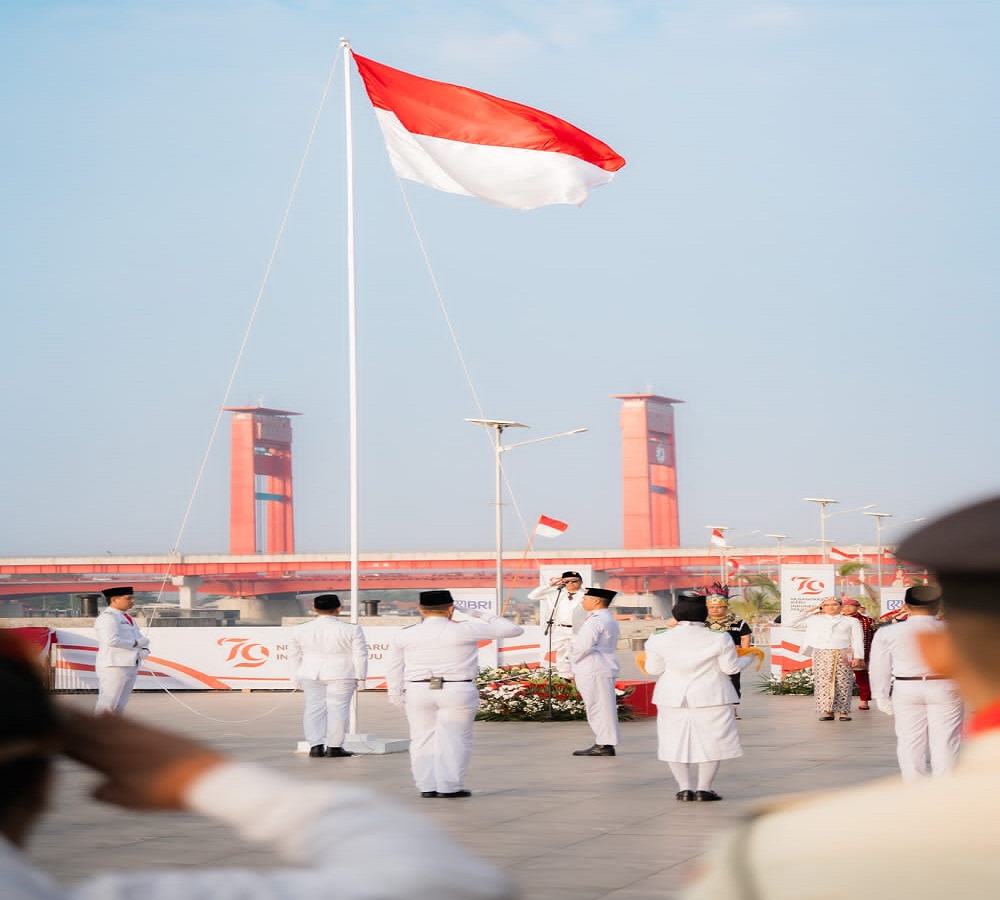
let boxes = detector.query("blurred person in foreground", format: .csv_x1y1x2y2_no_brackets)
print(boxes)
869,584,964,780
683,496,1000,899
0,630,514,899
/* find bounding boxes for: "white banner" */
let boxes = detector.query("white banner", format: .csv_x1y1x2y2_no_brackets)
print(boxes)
779,564,837,625
53,625,546,692
880,587,907,617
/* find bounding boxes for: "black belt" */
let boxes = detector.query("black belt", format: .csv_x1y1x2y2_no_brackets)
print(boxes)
408,679,473,683
557,624,573,628
894,675,948,681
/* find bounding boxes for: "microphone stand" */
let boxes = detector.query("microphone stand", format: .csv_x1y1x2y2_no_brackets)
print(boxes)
544,585,564,720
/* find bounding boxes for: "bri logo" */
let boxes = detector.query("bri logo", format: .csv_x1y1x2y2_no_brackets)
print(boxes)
217,637,271,668
791,577,826,595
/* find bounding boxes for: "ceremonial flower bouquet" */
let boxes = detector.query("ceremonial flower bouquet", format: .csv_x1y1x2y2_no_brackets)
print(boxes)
757,667,815,695
475,665,635,722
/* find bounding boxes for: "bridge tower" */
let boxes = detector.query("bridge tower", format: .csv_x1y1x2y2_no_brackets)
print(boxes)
613,393,683,549
224,406,299,555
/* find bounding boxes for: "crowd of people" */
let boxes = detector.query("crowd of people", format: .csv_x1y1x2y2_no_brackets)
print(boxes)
4,495,999,896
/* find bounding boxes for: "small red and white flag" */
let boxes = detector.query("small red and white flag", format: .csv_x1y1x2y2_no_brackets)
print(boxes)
728,557,741,573
709,528,728,548
352,53,625,210
829,546,853,562
535,515,569,539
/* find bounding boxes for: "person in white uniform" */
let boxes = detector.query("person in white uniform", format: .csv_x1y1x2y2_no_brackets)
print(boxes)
682,495,1000,899
869,583,964,779
288,593,367,758
386,590,523,798
569,587,621,757
644,591,754,801
0,630,515,900
528,571,585,677
93,585,149,715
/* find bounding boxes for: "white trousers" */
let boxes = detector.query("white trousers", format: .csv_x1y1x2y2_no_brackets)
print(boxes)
95,665,139,715
892,679,964,780
545,629,575,677
575,672,620,746
404,682,480,793
300,678,356,747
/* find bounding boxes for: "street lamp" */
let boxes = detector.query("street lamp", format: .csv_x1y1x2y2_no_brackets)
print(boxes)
765,534,789,567
863,512,893,588
803,499,876,562
466,419,587,608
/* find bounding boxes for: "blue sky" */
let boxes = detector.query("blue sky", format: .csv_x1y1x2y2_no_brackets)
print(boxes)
2,0,998,558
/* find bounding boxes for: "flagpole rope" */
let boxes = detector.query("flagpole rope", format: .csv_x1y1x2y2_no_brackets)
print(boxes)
394,185,541,579
138,52,342,720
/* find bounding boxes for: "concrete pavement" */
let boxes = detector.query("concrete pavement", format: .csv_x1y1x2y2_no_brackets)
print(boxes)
31,677,901,899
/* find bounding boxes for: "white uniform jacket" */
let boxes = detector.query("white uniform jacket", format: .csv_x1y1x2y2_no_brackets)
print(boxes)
683,729,1000,899
568,608,620,677
868,616,948,695
94,608,149,667
643,623,743,708
528,584,584,629
385,611,523,700
288,617,368,682
1,762,514,900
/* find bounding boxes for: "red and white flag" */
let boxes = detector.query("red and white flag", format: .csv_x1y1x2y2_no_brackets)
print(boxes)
728,557,741,573
535,515,569,539
352,53,625,210
829,546,853,562
709,528,728,548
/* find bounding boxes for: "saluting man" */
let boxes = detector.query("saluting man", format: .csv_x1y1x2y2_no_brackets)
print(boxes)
386,590,523,798
528,571,586,677
94,586,149,714
569,587,621,757
288,593,368,758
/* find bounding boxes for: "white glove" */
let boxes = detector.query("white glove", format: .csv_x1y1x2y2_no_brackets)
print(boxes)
876,699,893,716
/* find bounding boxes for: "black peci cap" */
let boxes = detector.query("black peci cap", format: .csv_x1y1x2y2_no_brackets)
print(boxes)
313,594,341,611
585,587,617,602
101,586,134,600
561,571,582,580
419,590,454,608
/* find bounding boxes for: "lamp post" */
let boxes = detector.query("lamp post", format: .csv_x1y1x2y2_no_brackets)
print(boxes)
765,534,789,567
803,499,876,562
466,419,587,608
863,512,893,588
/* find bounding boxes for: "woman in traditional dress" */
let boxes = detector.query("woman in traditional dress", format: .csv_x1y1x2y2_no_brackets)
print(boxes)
705,593,752,717
643,592,754,802
795,597,865,721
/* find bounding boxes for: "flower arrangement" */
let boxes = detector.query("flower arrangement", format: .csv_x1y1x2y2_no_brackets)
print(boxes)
757,667,815,695
475,665,636,722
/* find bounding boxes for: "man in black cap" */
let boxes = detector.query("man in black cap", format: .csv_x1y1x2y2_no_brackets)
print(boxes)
385,590,523,798
288,594,368,758
528,571,586,676
869,584,964,780
94,586,149,714
569,587,621,757
682,496,1000,898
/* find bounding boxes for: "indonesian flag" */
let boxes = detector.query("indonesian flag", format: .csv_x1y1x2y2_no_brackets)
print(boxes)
352,53,626,210
728,557,741,573
709,529,728,548
535,515,569,539
829,546,853,562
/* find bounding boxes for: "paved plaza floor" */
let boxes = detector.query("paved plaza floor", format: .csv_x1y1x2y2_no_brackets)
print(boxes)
33,675,902,899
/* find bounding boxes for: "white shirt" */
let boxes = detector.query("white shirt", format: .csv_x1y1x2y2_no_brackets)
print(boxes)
385,611,523,698
94,608,149,667
868,616,951,698
2,761,514,900
528,584,583,628
798,613,864,659
288,616,368,681
568,608,620,677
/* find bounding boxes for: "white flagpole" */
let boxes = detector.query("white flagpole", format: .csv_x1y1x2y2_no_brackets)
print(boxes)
342,37,361,732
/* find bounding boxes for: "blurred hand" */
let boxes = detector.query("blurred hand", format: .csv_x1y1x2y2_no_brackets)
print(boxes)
388,693,406,707
59,709,225,811
876,699,894,716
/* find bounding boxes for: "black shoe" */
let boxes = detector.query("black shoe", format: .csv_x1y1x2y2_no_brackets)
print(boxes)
572,744,616,757
308,744,326,757
324,746,354,757
437,790,472,798
420,791,438,798
694,790,723,801
676,790,696,801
